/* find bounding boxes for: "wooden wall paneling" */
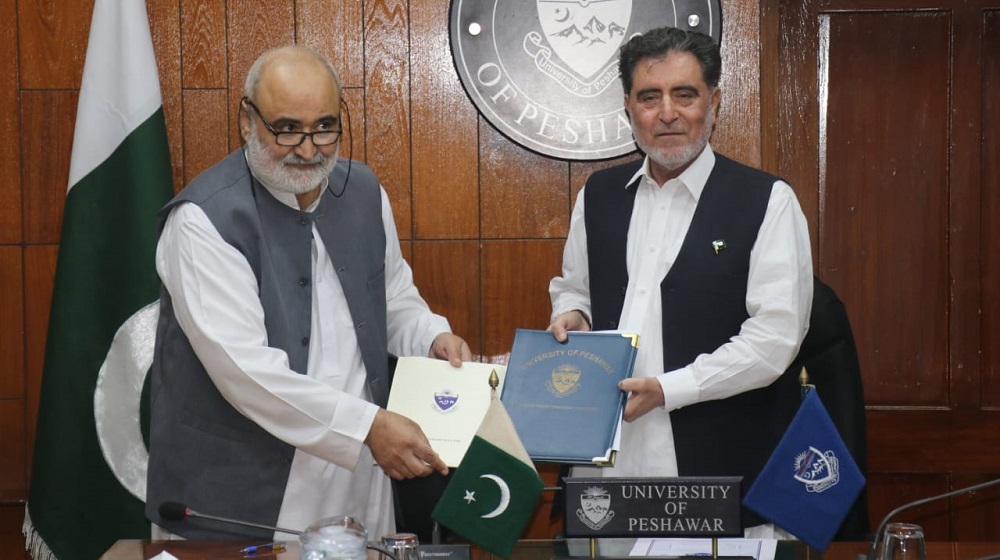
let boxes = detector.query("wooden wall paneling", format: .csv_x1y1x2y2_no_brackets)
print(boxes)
0,0,20,245
149,0,185,192
821,12,950,406
479,125,568,239
762,0,821,252
411,241,482,356
0,247,24,398
342,87,367,165
982,9,1000,409
297,0,365,88
21,91,78,245
182,89,230,184
867,410,1000,473
0,504,31,560
714,0,761,168
950,473,1000,540
525,465,562,539
866,473,950,540
22,245,57,477
400,239,412,264
0,401,25,494
480,240,564,358
16,0,90,90
180,0,227,89
364,0,413,239
227,0,296,150
946,8,984,410
410,0,480,240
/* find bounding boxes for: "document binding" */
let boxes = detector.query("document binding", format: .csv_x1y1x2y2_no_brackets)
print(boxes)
500,329,638,465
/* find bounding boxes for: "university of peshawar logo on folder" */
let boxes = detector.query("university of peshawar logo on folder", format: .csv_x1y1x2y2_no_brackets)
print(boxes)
434,390,459,412
547,364,582,396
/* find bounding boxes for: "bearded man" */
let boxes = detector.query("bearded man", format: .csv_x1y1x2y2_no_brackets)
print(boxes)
547,27,813,537
145,45,470,541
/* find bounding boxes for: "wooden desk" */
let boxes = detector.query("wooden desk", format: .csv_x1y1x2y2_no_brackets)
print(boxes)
100,540,1000,560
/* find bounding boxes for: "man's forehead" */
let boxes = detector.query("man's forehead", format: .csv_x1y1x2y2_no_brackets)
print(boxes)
632,53,707,89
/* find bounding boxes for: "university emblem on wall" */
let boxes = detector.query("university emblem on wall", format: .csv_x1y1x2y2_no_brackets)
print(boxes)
450,0,722,160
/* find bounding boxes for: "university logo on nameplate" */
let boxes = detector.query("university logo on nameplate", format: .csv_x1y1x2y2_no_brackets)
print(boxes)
449,0,723,161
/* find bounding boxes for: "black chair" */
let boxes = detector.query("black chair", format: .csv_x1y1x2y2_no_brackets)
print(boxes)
785,276,870,540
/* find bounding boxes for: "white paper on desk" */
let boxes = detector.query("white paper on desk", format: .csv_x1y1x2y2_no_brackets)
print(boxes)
147,552,180,560
629,538,777,560
386,357,507,467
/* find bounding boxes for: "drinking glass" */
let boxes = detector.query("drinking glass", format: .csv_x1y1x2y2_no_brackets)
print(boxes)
380,532,420,560
300,515,368,560
880,522,927,560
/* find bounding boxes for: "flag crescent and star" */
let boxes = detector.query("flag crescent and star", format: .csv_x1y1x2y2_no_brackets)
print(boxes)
23,0,174,557
478,474,512,518
93,303,159,500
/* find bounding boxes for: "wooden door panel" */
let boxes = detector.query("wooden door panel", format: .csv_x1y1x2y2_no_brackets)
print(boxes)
982,10,1000,409
820,11,950,406
770,0,1000,539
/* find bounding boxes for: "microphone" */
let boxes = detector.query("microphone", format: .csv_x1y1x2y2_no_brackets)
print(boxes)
866,477,1000,560
158,501,401,560
158,501,302,536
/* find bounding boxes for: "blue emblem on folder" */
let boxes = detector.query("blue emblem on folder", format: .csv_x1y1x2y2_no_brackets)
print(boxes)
434,390,458,412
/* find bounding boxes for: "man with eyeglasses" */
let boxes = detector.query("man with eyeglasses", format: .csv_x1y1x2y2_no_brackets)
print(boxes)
145,45,471,541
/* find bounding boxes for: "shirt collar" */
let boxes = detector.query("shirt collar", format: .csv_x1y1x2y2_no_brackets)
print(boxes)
626,144,716,201
242,148,329,212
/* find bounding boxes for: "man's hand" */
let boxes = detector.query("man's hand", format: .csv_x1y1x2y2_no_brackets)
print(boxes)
429,333,472,367
546,310,592,342
366,409,449,480
620,377,665,422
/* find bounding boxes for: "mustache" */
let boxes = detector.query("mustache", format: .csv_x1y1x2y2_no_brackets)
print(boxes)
283,153,327,166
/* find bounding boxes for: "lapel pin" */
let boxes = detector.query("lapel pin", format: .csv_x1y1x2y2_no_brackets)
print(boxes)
712,239,727,254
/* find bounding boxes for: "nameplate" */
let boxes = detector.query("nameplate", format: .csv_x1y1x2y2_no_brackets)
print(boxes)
418,543,470,560
562,477,742,537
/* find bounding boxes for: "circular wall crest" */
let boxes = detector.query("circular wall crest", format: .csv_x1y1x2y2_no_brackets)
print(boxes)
450,0,722,161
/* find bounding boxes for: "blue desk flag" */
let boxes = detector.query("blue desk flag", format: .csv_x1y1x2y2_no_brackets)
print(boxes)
743,390,865,551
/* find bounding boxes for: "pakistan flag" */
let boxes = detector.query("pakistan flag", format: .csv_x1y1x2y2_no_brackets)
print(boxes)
432,399,544,558
23,0,173,558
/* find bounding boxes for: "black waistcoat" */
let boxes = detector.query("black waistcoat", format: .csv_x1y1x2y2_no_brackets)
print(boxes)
585,153,797,528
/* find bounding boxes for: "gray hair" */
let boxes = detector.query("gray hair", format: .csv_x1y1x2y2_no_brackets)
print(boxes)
618,27,721,95
242,45,343,101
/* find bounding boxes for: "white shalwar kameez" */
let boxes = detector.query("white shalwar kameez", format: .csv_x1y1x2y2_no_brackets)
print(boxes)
156,176,450,542
550,147,813,540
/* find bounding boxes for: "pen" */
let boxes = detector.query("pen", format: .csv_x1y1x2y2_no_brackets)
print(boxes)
240,541,287,555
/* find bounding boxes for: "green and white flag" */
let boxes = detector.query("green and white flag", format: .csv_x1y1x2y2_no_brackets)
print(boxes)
432,398,544,558
23,0,173,558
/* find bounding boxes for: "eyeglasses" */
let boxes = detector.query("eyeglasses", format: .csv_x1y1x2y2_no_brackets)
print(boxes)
242,97,343,147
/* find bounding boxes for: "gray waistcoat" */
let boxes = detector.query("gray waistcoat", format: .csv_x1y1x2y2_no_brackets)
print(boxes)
145,150,388,538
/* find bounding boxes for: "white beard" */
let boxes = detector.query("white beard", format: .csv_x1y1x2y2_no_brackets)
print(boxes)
639,109,713,176
246,126,338,195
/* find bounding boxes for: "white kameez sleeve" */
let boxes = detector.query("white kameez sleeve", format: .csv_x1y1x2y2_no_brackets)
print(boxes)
658,180,814,410
157,202,376,470
549,187,593,323
379,188,453,357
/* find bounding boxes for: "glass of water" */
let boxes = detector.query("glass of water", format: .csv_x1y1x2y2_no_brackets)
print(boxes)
300,515,368,560
880,522,927,560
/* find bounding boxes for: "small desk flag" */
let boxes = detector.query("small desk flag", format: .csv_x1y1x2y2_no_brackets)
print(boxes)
432,398,543,558
743,390,865,551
